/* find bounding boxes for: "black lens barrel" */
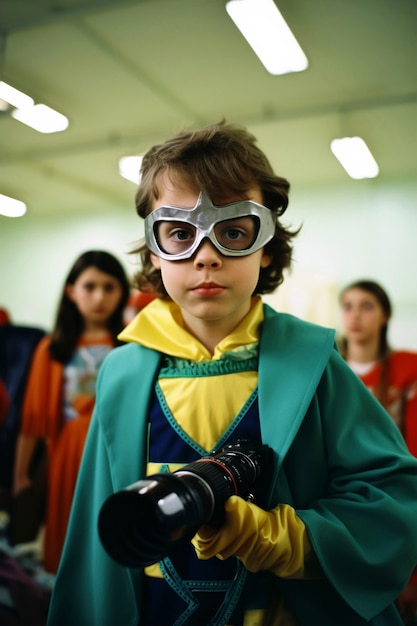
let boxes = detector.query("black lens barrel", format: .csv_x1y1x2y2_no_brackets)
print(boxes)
98,441,272,568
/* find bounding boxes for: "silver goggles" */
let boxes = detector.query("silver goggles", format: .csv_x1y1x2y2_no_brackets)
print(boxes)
144,192,276,261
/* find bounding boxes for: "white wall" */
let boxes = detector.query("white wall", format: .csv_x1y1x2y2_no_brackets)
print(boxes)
0,208,142,331
264,178,417,349
1,179,416,349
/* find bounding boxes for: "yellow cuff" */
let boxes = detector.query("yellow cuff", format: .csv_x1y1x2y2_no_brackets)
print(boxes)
192,496,311,578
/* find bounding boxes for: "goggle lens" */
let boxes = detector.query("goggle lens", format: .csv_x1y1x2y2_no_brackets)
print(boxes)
155,216,260,256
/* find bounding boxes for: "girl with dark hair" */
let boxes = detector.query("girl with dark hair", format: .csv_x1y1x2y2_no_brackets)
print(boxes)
340,279,417,625
13,250,130,574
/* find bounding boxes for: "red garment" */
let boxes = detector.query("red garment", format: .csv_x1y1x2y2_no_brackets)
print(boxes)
20,335,113,573
358,351,417,458
0,308,10,325
358,351,417,587
0,378,9,424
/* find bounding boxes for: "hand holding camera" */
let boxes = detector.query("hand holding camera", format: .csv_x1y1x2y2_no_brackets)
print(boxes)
192,495,308,578
98,440,273,568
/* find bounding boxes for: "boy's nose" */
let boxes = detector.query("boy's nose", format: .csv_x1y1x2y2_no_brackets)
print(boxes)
193,239,223,268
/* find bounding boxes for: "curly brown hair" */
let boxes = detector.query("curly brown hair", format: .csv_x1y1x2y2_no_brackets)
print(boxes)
131,120,299,299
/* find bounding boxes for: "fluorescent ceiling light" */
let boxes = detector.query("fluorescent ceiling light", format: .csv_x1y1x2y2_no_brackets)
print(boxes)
0,81,34,109
119,156,143,184
1,81,69,134
226,0,308,75
11,103,69,134
0,194,27,218
330,137,379,179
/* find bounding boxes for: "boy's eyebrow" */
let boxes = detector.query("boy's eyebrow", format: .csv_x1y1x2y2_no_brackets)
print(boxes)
154,192,267,214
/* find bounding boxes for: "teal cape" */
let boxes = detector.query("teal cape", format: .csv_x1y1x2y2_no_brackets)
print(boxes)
47,306,417,625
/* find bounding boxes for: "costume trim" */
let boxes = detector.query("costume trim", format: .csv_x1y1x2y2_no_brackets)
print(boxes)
159,556,247,626
155,382,259,456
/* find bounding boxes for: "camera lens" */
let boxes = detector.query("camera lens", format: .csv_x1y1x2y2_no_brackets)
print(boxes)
98,472,214,567
98,441,272,567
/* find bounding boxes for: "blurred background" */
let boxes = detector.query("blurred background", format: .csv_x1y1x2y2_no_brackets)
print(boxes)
1,0,416,346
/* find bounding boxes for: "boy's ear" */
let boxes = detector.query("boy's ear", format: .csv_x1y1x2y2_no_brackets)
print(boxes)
260,252,272,268
150,253,161,269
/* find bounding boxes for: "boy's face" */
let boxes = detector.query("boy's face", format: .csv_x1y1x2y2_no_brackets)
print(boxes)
149,175,272,336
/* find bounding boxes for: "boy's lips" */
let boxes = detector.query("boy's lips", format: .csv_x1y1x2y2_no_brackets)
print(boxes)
192,281,225,296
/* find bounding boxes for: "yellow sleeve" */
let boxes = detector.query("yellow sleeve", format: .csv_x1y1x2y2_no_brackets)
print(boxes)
192,495,322,579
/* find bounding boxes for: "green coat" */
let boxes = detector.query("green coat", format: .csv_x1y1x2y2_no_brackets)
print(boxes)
47,306,417,626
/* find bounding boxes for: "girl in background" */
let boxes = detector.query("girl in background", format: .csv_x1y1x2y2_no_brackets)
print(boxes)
13,250,130,573
339,279,417,625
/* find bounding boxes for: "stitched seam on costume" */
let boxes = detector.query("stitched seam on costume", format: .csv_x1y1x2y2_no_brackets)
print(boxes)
155,383,207,456
160,352,258,378
159,557,247,626
209,561,247,626
185,580,234,590
159,558,199,626
214,388,258,451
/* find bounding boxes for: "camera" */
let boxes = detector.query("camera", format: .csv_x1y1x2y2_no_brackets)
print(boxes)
98,439,273,568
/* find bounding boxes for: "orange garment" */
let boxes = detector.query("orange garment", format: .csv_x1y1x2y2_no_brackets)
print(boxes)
357,351,417,458
20,335,113,573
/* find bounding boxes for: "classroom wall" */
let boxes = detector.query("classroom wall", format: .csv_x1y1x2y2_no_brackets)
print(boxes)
1,178,416,349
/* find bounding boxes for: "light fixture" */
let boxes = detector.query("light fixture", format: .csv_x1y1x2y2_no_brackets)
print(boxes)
330,137,379,179
118,156,143,185
0,81,34,109
12,103,69,134
0,81,69,133
225,0,308,75
0,194,27,218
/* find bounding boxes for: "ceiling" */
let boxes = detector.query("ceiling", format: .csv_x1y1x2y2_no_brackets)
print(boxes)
0,0,416,217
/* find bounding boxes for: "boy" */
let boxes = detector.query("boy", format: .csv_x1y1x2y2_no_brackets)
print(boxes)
48,121,417,625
